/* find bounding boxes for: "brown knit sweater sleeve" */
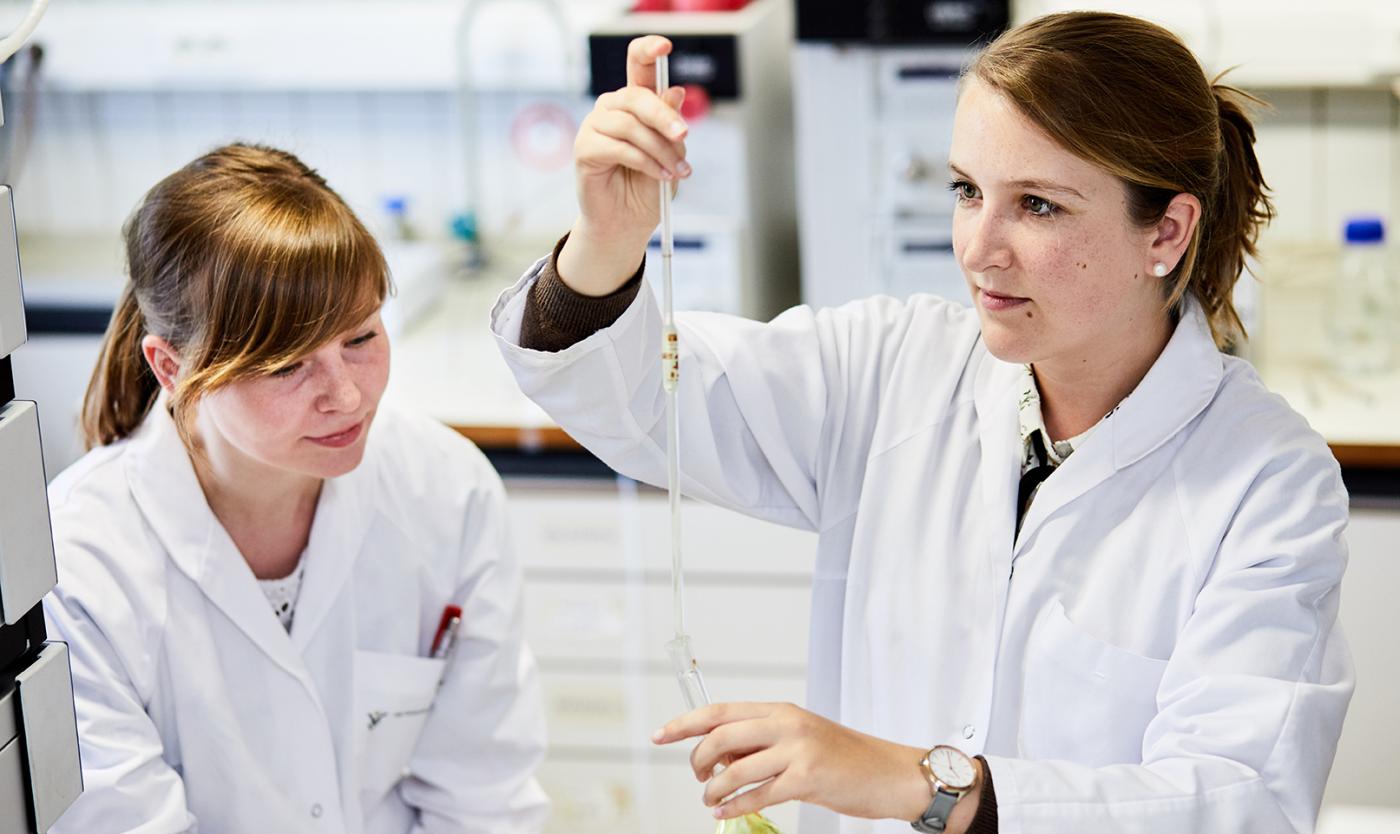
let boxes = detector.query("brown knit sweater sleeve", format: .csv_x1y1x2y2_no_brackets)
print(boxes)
519,233,646,352
968,756,999,833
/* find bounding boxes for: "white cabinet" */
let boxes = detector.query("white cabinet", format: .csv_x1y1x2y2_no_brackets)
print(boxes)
1322,506,1400,811
504,478,816,833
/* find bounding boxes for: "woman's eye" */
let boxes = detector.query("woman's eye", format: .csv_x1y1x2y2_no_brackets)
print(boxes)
348,331,377,347
270,362,302,378
1023,195,1059,217
947,180,979,202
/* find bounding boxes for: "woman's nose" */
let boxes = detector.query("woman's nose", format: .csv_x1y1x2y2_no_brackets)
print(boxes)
958,211,1013,275
318,360,362,413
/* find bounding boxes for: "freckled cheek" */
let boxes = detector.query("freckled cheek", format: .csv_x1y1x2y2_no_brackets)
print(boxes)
1029,233,1107,312
239,385,319,447
355,346,392,409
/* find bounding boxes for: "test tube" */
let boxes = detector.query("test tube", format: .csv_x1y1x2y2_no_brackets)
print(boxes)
666,634,712,711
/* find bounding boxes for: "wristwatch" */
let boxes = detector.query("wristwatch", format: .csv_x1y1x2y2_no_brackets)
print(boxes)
910,744,978,833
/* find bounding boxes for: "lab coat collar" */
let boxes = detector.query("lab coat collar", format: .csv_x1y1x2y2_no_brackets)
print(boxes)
1108,298,1224,470
1012,299,1224,549
124,398,378,684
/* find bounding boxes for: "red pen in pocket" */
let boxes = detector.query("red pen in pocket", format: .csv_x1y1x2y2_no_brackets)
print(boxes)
430,605,463,659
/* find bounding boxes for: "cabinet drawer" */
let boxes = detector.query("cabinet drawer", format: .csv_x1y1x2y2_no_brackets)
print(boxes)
0,185,24,359
507,483,817,576
0,736,30,834
538,757,801,834
524,581,810,666
0,644,84,833
541,669,806,751
0,401,56,625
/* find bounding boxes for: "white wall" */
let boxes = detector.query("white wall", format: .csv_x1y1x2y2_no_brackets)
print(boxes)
0,0,635,250
1253,89,1399,248
2,86,584,248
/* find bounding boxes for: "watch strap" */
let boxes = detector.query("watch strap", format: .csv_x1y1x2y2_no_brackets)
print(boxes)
910,787,959,833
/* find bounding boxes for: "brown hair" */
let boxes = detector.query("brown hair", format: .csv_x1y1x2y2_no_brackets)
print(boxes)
969,11,1274,349
81,143,391,448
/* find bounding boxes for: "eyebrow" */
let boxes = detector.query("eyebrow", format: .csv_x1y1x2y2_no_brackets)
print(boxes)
947,163,1087,201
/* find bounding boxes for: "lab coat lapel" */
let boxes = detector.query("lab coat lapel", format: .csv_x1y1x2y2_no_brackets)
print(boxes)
1013,300,1225,553
124,403,319,690
973,348,1022,590
288,458,376,654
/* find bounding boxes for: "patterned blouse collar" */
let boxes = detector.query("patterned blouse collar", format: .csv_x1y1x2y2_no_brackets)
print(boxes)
1017,364,1100,471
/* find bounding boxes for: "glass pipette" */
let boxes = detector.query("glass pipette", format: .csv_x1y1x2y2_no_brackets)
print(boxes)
656,53,713,712
655,57,783,834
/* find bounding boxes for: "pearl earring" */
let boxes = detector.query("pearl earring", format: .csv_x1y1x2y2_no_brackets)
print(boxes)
1152,262,1168,277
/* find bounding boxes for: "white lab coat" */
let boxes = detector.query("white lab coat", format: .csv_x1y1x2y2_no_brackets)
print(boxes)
44,402,549,834
492,259,1353,834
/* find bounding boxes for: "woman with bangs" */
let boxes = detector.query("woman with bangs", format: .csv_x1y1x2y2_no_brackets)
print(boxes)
44,144,548,833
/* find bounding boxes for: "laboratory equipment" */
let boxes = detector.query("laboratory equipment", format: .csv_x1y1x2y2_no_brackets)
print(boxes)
591,0,798,320
1,6,85,829
656,52,784,834
792,0,1008,310
655,49,711,724
1327,216,1396,375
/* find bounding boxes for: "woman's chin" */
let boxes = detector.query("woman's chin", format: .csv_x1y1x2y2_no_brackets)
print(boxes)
285,443,368,480
978,316,1040,365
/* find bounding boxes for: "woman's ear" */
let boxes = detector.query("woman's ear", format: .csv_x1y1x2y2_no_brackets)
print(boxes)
141,335,182,393
1149,192,1202,274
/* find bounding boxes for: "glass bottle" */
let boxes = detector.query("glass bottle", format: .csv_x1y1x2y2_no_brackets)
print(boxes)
1327,216,1396,375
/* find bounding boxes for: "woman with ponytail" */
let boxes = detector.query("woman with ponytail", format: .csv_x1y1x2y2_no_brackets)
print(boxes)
47,144,548,833
492,12,1351,834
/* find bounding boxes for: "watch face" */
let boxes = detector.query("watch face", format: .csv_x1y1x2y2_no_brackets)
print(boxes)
929,745,976,791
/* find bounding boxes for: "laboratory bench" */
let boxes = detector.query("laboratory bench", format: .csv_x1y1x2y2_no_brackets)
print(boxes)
12,233,1400,487
379,256,1400,500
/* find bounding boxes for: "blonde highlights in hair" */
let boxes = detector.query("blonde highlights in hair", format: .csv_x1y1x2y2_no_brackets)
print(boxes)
82,143,391,448
969,12,1274,349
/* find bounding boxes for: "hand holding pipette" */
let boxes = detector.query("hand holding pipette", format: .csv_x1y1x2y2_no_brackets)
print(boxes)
556,35,691,299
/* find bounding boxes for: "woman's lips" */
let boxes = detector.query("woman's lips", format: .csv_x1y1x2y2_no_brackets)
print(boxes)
978,288,1030,312
307,420,363,448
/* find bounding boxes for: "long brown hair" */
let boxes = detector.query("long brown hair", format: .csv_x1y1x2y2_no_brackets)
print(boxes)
82,143,392,448
969,11,1274,349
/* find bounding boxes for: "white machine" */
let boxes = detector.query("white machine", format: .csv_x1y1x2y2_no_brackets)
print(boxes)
590,0,799,321
792,0,1009,310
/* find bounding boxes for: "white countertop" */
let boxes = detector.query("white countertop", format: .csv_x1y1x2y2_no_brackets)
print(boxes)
384,261,1400,460
1259,361,1400,449
382,255,558,434
1318,804,1400,834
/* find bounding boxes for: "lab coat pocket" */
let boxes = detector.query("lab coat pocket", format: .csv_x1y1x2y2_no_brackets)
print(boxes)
354,649,447,802
1020,599,1168,767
